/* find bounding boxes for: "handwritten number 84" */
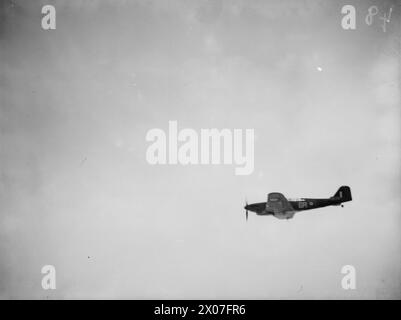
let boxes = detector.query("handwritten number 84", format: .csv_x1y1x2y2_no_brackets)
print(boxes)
365,6,393,32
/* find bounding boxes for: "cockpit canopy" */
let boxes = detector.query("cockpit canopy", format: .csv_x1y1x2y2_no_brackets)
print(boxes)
268,192,283,201
267,192,294,212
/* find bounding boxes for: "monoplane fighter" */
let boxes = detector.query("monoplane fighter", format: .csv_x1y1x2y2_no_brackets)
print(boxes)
244,186,352,220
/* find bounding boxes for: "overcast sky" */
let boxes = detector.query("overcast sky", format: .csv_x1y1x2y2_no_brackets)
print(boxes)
0,0,400,299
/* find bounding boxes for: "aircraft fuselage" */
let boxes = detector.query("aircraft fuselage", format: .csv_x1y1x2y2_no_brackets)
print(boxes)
246,197,343,215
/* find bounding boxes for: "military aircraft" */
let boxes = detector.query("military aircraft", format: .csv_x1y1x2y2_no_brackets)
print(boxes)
244,186,352,220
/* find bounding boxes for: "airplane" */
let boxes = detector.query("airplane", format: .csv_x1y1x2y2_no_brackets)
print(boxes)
244,186,352,220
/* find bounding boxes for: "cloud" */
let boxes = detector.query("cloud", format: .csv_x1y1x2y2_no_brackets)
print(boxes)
370,55,400,106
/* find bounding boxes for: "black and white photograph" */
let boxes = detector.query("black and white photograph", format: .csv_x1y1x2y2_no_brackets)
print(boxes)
0,0,400,303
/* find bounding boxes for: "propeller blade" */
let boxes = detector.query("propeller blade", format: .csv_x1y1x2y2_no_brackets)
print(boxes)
244,198,249,222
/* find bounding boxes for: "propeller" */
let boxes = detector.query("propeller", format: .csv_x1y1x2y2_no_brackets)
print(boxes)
245,199,248,222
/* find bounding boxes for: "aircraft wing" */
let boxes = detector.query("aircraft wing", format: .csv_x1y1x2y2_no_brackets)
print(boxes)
267,192,294,213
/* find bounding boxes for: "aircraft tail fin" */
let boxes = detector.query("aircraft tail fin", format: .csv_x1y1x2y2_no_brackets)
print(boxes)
333,186,352,202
